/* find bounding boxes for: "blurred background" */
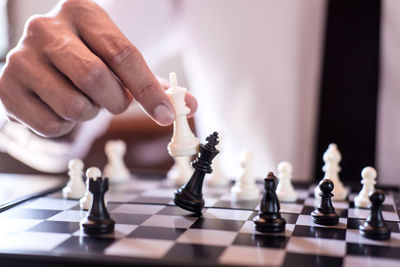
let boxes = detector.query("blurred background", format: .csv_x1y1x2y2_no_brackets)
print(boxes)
0,0,191,176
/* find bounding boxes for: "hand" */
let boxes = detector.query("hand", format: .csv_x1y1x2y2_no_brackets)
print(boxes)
0,0,197,137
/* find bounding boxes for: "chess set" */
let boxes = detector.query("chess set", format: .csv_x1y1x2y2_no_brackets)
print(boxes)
0,72,399,266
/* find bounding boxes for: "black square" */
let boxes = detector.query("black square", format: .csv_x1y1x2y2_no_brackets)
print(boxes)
26,221,80,234
347,243,400,259
281,213,299,224
347,218,400,233
190,218,244,231
156,206,199,217
295,199,305,205
233,233,289,248
282,252,342,267
301,206,315,215
69,203,121,211
54,236,116,254
131,196,172,204
129,226,186,240
212,200,259,210
248,211,259,221
109,213,151,225
3,208,61,220
164,243,225,261
292,225,346,240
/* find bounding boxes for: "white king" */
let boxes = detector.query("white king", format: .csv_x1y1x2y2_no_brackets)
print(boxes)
166,72,200,157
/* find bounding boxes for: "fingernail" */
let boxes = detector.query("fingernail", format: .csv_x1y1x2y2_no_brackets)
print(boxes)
154,104,175,126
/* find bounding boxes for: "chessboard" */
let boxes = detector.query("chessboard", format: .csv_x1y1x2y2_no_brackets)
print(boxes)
0,174,399,267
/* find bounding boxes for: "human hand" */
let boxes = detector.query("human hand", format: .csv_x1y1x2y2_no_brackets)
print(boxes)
0,0,197,137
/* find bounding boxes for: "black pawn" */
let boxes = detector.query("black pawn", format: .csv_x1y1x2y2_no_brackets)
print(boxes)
253,172,286,233
311,179,339,225
359,190,391,240
80,177,115,235
174,132,219,214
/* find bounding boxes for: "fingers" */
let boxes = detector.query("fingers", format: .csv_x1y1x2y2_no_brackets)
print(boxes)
62,1,175,125
11,52,100,122
44,35,133,115
0,78,75,137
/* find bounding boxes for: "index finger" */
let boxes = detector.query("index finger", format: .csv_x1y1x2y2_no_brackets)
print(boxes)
61,1,175,126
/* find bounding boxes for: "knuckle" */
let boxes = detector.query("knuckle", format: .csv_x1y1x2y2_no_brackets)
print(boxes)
135,83,157,100
106,39,140,67
111,100,130,115
5,49,25,70
61,0,98,15
76,60,105,91
65,97,91,121
25,15,53,36
40,119,72,137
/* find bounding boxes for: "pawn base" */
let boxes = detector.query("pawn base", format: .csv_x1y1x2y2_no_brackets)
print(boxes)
174,188,204,214
80,218,115,235
311,209,339,225
253,215,286,233
359,223,391,240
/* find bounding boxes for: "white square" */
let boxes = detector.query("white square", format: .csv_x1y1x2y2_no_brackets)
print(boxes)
346,229,400,247
296,214,347,229
344,256,400,267
202,208,253,221
0,232,70,251
304,198,318,207
22,198,78,210
105,192,137,202
287,237,346,257
0,218,42,233
219,245,285,266
348,209,399,221
73,224,138,238
112,204,164,215
296,190,309,199
141,215,197,228
239,221,295,236
141,189,175,197
280,203,303,214
47,210,87,222
177,229,238,246
105,238,174,258
204,197,219,207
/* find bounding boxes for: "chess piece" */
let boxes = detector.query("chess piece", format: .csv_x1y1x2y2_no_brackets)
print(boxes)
231,151,260,200
311,179,339,225
253,172,286,233
167,156,194,187
354,166,377,208
80,176,115,235
62,159,86,199
314,143,347,200
206,133,230,187
174,132,219,214
276,161,297,202
166,72,200,157
359,190,391,240
80,167,107,210
104,140,130,184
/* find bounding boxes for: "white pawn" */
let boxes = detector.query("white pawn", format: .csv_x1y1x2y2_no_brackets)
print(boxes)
166,72,200,157
276,161,297,202
354,166,377,208
104,140,130,184
231,151,260,201
80,167,104,210
206,134,230,187
314,143,348,200
62,159,86,199
167,156,193,187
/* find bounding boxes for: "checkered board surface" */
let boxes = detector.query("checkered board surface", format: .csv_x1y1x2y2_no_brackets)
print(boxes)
0,176,400,267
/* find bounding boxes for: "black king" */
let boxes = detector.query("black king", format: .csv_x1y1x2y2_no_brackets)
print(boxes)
174,132,220,214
